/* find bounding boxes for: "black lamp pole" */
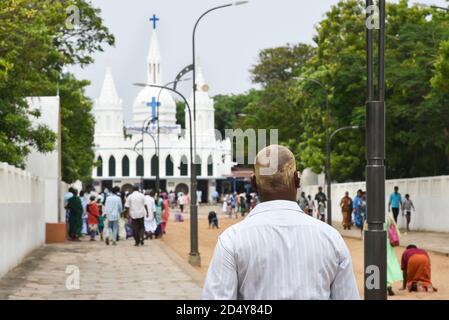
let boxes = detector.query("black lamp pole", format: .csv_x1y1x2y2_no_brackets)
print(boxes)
135,83,198,266
154,78,191,194
365,0,387,300
190,1,248,266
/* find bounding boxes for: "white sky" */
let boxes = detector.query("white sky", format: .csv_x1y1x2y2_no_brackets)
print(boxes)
71,0,448,123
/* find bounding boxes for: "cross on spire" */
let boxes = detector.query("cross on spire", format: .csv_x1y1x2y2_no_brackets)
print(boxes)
150,14,159,30
146,97,161,124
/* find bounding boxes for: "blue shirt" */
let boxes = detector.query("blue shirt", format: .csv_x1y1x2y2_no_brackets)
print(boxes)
105,194,123,221
389,192,402,209
353,196,362,215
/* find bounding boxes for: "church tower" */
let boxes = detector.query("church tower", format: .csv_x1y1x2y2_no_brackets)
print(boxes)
133,18,177,129
187,63,216,141
93,67,124,145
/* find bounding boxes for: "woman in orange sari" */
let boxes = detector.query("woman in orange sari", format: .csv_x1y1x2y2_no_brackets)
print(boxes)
401,245,437,292
161,193,170,235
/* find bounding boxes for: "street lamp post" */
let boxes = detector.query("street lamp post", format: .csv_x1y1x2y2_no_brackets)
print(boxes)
328,126,361,212
297,77,331,225
415,3,449,11
365,0,387,300
189,1,248,266
134,83,199,267
154,78,191,193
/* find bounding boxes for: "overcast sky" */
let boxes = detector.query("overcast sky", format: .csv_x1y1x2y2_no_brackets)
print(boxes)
71,0,447,123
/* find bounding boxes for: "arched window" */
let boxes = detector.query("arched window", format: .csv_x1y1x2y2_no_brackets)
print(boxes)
108,156,116,177
136,155,144,177
151,155,158,176
207,155,213,176
195,155,202,176
122,156,130,177
166,155,174,176
97,156,103,177
180,155,188,176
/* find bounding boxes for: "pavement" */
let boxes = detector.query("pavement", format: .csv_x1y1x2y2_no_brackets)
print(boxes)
334,223,449,256
0,237,203,300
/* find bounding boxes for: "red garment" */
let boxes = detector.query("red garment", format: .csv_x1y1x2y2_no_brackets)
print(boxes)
162,199,170,223
401,248,429,270
87,202,100,225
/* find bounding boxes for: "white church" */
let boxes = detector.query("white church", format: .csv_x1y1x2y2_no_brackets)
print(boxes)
91,25,234,202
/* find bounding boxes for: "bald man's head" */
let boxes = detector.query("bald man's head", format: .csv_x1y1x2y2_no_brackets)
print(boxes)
252,145,300,202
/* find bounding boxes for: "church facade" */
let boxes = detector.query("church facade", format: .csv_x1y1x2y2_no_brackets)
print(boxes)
91,27,234,203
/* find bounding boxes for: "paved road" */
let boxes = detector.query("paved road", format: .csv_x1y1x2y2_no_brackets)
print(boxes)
0,238,202,300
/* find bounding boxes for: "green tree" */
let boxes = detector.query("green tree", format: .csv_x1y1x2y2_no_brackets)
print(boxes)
292,0,449,181
0,0,114,170
58,74,95,184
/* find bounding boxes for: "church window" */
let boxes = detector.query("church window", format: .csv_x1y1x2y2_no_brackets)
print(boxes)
109,156,116,177
207,155,213,176
136,155,144,177
97,156,103,177
122,156,130,177
151,155,158,176
195,155,202,176
180,155,188,176
166,155,174,176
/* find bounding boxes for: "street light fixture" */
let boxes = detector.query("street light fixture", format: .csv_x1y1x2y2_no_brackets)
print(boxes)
152,78,192,193
296,76,332,226
327,126,361,213
190,1,248,267
134,82,199,267
415,3,449,11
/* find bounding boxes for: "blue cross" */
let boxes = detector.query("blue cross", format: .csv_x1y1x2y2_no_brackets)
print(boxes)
146,97,161,124
150,14,159,30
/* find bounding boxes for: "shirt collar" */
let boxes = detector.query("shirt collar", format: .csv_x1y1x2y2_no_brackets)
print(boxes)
247,200,303,218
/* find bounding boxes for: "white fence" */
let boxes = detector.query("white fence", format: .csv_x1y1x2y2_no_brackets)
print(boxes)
0,162,45,278
302,175,449,233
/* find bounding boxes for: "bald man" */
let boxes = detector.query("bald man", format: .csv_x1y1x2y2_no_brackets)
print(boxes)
202,145,359,300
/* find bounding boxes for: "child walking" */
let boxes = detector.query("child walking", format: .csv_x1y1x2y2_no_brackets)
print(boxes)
87,196,99,241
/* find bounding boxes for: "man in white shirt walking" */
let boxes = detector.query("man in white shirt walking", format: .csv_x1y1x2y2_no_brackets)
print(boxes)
144,190,157,240
124,185,149,247
104,186,123,245
202,145,359,300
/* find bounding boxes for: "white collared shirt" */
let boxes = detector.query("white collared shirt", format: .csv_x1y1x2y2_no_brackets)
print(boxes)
105,194,123,221
144,195,156,220
124,191,146,219
202,200,360,300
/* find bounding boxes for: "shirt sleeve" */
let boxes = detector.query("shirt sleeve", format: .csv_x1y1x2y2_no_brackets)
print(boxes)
330,235,360,300
202,236,238,300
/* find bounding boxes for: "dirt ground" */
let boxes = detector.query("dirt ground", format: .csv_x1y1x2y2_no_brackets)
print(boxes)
162,211,449,300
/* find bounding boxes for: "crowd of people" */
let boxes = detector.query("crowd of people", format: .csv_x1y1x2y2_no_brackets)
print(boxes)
202,145,436,300
221,191,260,219
64,186,188,247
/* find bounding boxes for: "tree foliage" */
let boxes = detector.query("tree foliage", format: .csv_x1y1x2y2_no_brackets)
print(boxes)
0,0,114,182
219,0,449,181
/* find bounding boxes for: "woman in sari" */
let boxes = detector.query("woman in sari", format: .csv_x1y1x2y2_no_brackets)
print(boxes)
401,245,437,293
154,193,163,238
385,214,403,296
161,193,170,234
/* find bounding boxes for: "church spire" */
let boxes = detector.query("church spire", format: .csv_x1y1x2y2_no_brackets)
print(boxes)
97,66,121,106
147,18,161,84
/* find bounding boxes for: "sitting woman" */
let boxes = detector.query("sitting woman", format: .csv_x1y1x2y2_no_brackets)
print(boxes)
401,245,437,293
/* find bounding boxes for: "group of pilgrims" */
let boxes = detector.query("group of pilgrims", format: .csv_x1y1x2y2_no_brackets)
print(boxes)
64,186,190,246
